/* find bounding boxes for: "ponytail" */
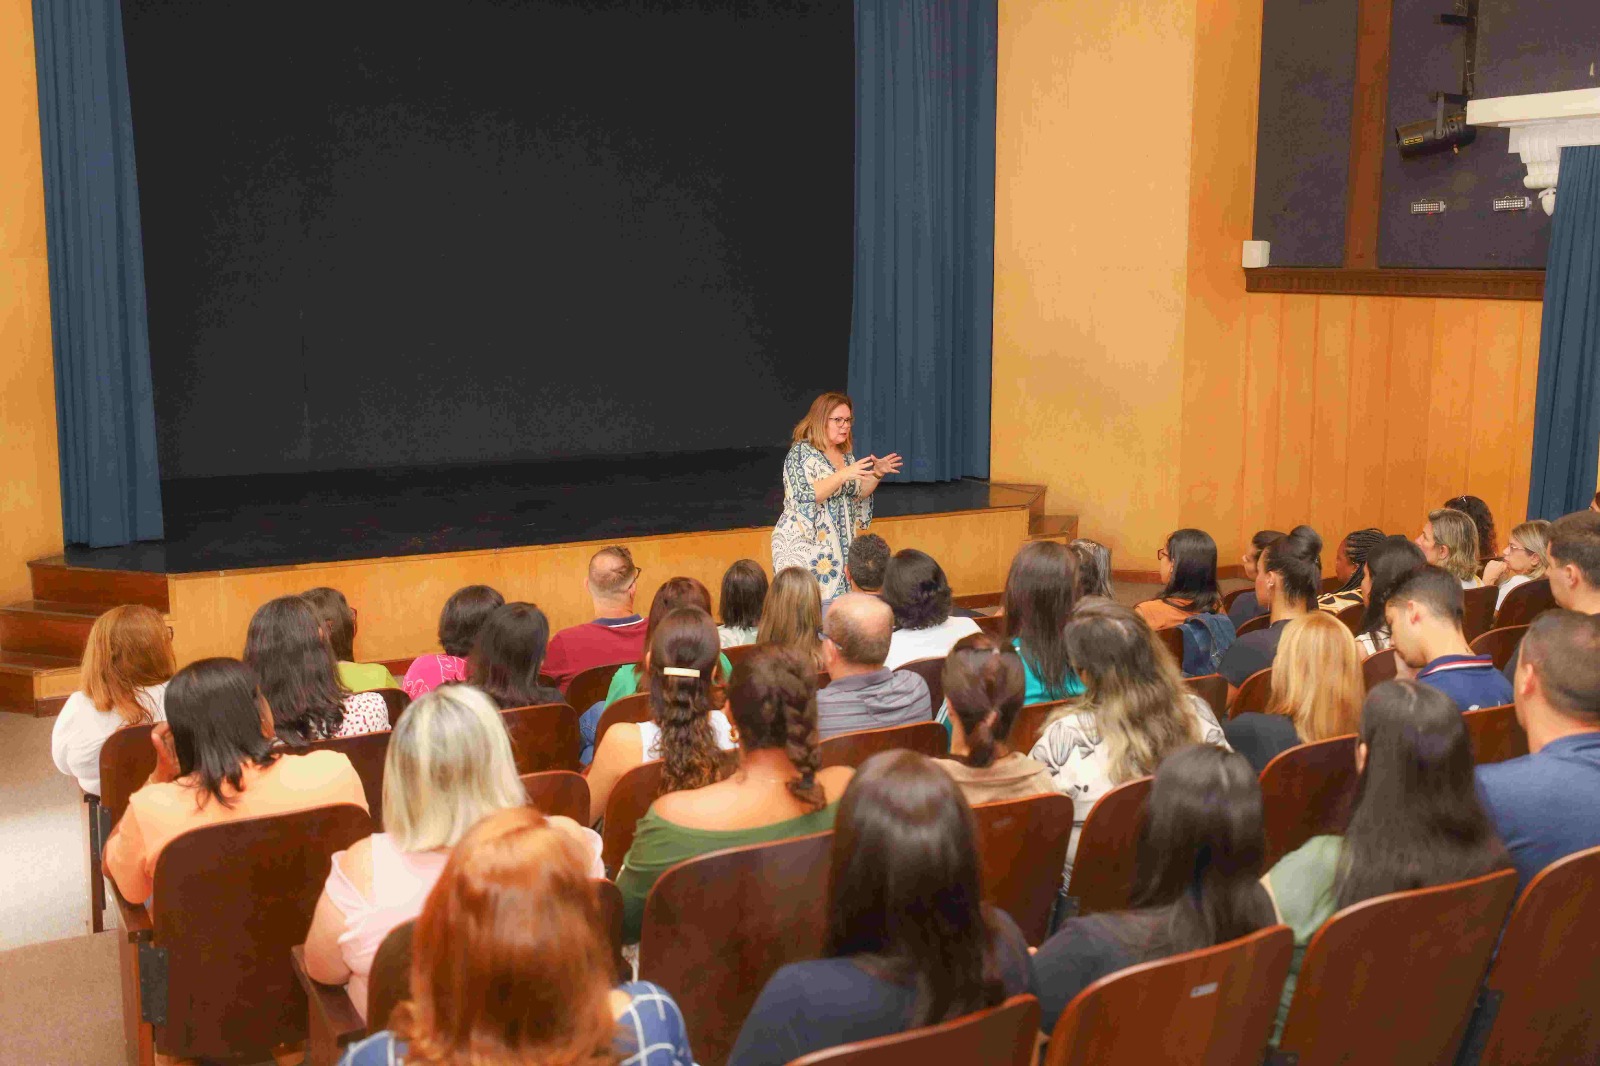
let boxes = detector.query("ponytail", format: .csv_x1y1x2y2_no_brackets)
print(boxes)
942,634,1027,769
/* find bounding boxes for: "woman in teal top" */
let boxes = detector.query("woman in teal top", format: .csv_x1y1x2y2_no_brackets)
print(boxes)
618,644,856,942
1006,542,1086,704
1262,681,1510,1041
603,577,732,708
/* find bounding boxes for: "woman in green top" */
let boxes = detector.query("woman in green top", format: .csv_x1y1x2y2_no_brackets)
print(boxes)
604,577,733,707
1262,680,1510,1039
300,587,400,691
617,644,855,942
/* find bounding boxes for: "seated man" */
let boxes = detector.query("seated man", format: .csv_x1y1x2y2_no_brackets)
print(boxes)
846,533,890,596
1476,610,1600,889
816,593,932,738
542,545,646,691
1504,511,1600,681
1386,565,1512,711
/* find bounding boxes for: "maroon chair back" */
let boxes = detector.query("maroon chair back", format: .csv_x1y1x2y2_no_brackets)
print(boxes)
306,730,393,827
1276,869,1519,1066
1221,587,1251,613
1007,700,1075,755
594,878,630,983
537,672,559,690
818,721,948,769
99,723,156,822
1228,668,1273,719
1470,624,1528,672
894,657,946,712
1335,601,1364,635
972,794,1075,943
1320,574,1345,593
1154,625,1184,666
722,642,758,669
1470,845,1600,1066
1494,577,1555,629
974,613,1006,637
1045,926,1295,1066
500,703,581,772
601,759,665,875
365,919,415,1033
1462,585,1499,642
1235,613,1271,637
521,770,592,824
148,803,374,1060
1182,674,1228,722
1259,734,1357,868
1064,776,1152,917
1362,648,1399,691
639,830,835,1066
1461,704,1528,766
568,662,631,715
594,691,653,750
792,994,1040,1066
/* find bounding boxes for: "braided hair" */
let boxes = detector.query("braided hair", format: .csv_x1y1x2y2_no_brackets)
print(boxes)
727,644,826,811
1333,528,1386,594
646,607,727,796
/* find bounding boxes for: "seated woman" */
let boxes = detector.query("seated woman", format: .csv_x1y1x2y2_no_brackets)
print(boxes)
756,566,827,671
604,577,733,708
1218,531,1321,691
718,559,768,648
728,751,1036,1066
104,657,368,905
1135,528,1225,629
301,587,399,692
1317,529,1384,614
882,549,980,669
1004,542,1086,705
304,684,600,1019
585,608,738,823
339,807,693,1066
1444,494,1500,563
1353,537,1428,657
1262,681,1510,1040
1229,530,1285,628
1417,508,1483,589
1031,600,1229,883
51,605,174,797
401,584,504,698
617,645,854,941
1069,538,1114,601
245,597,390,742
1032,745,1276,1033
1223,613,1363,773
468,602,566,710
1482,519,1552,610
933,634,1053,804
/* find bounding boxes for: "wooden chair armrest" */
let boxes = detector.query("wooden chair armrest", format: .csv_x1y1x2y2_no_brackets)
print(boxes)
291,945,367,1064
110,881,153,942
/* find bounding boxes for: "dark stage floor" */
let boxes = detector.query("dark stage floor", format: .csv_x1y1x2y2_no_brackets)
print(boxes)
63,448,1011,574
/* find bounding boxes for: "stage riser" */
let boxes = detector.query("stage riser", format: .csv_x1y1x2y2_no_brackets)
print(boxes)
28,561,169,613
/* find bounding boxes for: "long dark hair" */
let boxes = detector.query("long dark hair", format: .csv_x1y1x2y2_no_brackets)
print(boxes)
882,549,954,631
1156,529,1222,614
1359,536,1428,637
244,596,346,744
165,658,281,809
942,634,1026,768
437,584,505,658
826,751,1006,1027
1333,529,1386,595
726,645,825,811
1444,494,1498,559
1262,534,1320,612
468,602,555,709
1069,539,1114,599
647,608,727,796
718,560,768,631
300,587,357,662
1334,681,1510,909
633,577,714,683
1003,542,1078,700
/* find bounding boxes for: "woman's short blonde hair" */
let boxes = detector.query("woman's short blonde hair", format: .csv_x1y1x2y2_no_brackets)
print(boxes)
1428,508,1481,583
1508,519,1552,580
792,391,853,453
1266,612,1362,743
382,684,526,852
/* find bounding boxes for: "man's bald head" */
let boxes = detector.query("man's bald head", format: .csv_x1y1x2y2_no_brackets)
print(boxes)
824,593,893,667
587,546,639,603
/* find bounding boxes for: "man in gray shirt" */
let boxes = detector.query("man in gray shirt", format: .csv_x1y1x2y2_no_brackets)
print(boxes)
817,593,932,738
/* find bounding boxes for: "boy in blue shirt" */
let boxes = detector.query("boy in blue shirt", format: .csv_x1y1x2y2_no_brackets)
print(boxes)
1386,565,1513,711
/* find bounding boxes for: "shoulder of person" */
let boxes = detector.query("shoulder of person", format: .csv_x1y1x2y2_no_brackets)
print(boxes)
1268,834,1343,886
338,1029,403,1066
283,747,361,781
333,834,376,893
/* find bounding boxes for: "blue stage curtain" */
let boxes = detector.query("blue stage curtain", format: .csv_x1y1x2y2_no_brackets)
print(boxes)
1528,145,1600,520
32,0,163,546
847,0,996,482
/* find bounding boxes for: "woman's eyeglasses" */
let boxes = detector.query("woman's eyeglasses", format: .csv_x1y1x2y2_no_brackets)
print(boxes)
1156,548,1171,562
828,416,854,426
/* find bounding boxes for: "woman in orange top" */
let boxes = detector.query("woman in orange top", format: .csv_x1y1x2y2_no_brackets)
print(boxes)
104,657,367,905
1135,528,1225,629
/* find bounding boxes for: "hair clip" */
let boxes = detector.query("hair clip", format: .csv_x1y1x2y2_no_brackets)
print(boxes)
662,666,701,678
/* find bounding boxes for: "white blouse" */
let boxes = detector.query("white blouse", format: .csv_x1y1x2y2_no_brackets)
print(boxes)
884,616,982,670
51,684,168,796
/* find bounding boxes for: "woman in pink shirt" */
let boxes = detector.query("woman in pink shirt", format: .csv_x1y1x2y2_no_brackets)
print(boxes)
401,585,504,699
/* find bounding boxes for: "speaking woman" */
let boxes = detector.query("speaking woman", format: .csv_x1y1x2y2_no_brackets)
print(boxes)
772,392,902,601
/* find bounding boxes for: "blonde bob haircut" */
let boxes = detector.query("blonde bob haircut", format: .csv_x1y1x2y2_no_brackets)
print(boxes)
382,684,526,852
1266,612,1362,743
1427,508,1481,583
792,391,854,453
1507,519,1552,580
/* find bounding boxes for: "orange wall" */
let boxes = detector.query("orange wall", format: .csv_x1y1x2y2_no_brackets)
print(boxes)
0,0,63,606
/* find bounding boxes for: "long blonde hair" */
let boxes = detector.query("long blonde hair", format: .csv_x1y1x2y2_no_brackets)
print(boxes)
1428,509,1481,583
81,605,176,725
1507,520,1552,580
1265,613,1362,743
757,567,824,669
792,391,853,454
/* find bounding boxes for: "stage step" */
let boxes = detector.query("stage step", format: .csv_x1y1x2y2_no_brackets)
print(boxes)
28,558,170,612
0,650,80,717
1027,513,1079,544
0,601,111,659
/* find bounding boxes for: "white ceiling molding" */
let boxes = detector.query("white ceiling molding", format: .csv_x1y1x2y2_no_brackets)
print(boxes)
1468,88,1600,216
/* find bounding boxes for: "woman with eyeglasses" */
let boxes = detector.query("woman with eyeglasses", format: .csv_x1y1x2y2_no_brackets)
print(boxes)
771,392,904,603
1480,520,1552,610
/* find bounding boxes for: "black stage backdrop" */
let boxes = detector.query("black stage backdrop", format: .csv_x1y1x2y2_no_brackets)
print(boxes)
121,0,852,480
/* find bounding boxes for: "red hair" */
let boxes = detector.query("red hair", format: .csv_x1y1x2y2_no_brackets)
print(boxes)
82,605,175,725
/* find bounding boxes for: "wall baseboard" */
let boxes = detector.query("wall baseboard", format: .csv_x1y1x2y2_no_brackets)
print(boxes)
1243,267,1544,301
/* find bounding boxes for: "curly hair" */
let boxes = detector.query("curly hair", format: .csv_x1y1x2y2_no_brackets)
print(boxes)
727,644,825,811
647,608,728,796
882,549,954,631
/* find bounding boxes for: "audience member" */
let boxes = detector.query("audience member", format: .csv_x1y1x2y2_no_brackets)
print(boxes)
617,646,852,941
882,549,981,669
340,807,693,1066
467,602,566,710
1317,528,1384,614
1219,531,1319,690
1135,528,1224,628
1223,613,1363,773
717,559,768,648
1502,512,1600,681
846,533,890,596
245,596,390,742
816,593,931,738
1386,566,1512,710
1481,519,1551,610
301,587,399,691
1443,494,1499,560
932,634,1052,803
728,751,1034,1066
543,545,646,690
604,578,732,709
756,566,826,670
104,658,368,905
1417,508,1482,588
51,605,174,797
586,608,737,820
1263,680,1510,1039
1069,538,1114,600
1033,746,1275,1033
401,584,504,698
304,684,601,1019
1354,536,1428,656
1228,529,1285,627
1003,542,1085,704
1476,611,1600,890
1030,600,1228,882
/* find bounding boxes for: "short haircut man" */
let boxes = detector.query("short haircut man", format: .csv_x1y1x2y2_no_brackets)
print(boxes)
815,593,931,738
543,545,646,691
587,545,640,601
847,534,890,594
1386,565,1511,710
1548,511,1600,611
824,592,893,667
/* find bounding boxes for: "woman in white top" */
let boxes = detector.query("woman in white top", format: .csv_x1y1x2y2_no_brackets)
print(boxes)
1354,537,1430,657
51,605,175,796
585,608,737,823
718,559,767,649
1481,520,1551,610
1029,599,1228,884
302,683,601,1020
881,549,980,669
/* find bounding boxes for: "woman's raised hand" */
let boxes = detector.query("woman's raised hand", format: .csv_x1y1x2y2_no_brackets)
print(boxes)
845,456,878,480
872,453,904,477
